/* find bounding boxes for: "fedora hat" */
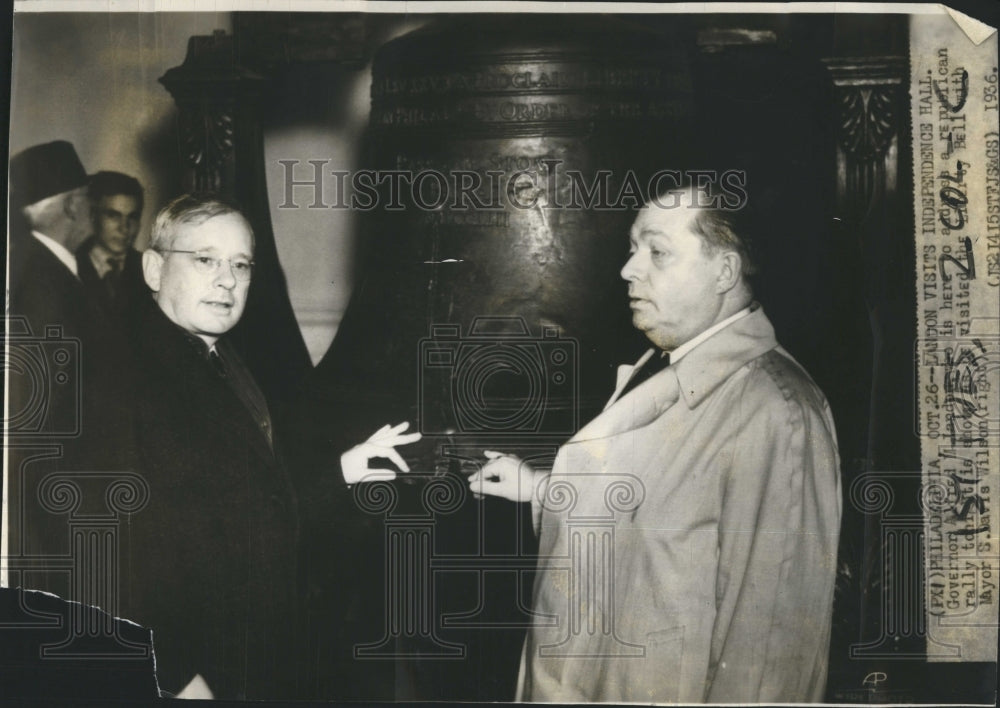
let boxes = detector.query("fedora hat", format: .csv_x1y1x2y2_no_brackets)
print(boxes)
9,140,88,209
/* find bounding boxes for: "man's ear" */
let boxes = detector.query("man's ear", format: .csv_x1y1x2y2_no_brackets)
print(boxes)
88,200,100,229
142,249,164,292
715,251,742,293
62,191,76,221
62,187,91,222
62,192,80,220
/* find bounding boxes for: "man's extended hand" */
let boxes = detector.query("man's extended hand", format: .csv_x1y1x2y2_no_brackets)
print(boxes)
340,422,422,484
467,450,544,502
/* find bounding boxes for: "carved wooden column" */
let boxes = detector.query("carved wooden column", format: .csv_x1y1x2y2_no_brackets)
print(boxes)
824,56,912,468
160,31,312,399
823,52,920,697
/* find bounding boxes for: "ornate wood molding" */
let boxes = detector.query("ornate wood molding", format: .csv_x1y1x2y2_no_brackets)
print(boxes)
177,110,234,193
837,86,897,161
159,30,267,196
822,57,907,224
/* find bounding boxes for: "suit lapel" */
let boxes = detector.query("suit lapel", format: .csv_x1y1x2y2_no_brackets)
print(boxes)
219,378,275,465
11,236,88,335
140,305,275,465
75,237,99,284
76,239,115,316
185,355,275,465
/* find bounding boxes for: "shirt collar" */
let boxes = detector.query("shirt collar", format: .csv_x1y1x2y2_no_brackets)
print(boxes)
32,230,78,278
169,318,220,360
669,305,753,364
87,239,125,278
671,303,777,408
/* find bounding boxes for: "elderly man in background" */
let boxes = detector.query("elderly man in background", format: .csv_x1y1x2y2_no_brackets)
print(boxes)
471,184,842,702
8,141,94,337
6,142,134,588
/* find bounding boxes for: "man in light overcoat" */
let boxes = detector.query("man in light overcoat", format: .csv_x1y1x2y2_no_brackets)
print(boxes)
471,184,842,703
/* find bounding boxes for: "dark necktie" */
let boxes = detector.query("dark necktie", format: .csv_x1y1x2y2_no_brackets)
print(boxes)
618,350,671,398
209,349,227,378
103,257,124,301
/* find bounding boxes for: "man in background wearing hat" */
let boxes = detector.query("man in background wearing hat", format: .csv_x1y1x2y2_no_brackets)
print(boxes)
6,141,132,598
8,141,94,335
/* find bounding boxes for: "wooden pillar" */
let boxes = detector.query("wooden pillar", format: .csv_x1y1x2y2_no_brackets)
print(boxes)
822,50,925,696
160,30,312,399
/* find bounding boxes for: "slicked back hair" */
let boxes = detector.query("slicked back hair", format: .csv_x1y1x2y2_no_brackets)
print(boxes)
149,194,255,253
655,183,757,279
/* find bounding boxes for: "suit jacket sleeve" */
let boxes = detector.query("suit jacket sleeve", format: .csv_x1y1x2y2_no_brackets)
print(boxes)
705,375,842,702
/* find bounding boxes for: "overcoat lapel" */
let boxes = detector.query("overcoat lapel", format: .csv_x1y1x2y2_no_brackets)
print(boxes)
568,361,681,444
141,306,275,466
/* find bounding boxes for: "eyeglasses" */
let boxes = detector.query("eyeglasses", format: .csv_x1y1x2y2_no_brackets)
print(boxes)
156,249,255,282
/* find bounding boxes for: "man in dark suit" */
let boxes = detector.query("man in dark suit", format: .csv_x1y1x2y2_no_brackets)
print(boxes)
76,171,148,322
118,194,297,699
120,194,419,700
8,141,93,342
6,142,132,597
